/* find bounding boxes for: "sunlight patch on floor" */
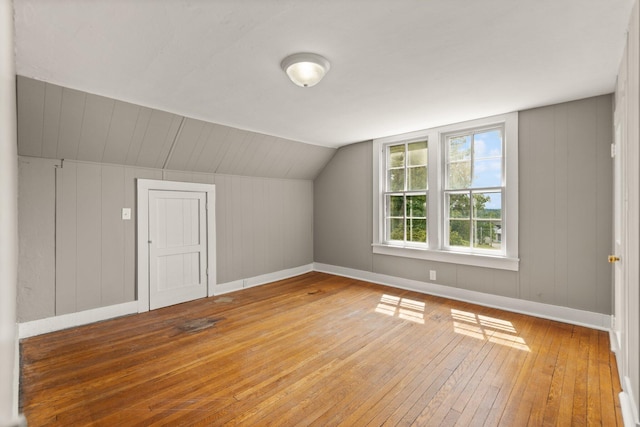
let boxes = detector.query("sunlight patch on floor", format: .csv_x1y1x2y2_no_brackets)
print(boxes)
375,294,425,324
451,308,530,351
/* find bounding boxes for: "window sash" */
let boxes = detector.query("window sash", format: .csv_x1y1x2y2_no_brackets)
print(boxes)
384,192,428,244
442,126,505,255
383,140,428,246
445,126,505,191
444,189,504,255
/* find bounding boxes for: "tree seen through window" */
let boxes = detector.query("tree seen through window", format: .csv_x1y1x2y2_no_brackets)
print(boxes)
446,128,503,251
385,140,427,244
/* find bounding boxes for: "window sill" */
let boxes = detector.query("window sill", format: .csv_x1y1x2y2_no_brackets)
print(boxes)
371,243,519,271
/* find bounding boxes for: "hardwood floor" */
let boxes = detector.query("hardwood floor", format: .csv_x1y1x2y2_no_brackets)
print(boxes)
20,272,623,426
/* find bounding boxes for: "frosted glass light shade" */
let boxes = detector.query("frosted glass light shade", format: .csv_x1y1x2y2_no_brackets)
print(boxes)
281,53,330,87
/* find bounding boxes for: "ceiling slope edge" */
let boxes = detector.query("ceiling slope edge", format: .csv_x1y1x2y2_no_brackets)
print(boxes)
16,76,337,181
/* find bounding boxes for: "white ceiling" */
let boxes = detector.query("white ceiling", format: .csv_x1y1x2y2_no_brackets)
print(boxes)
13,0,634,148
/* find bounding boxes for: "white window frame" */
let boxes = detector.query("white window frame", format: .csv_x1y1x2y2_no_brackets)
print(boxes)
372,112,519,271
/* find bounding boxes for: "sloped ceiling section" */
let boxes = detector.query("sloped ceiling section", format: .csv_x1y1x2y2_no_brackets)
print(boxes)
16,76,336,180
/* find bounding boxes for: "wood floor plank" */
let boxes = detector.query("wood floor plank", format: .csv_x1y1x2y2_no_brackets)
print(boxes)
19,272,624,426
572,326,591,425
411,331,497,425
367,335,470,425
541,323,572,425
587,329,603,425
610,350,626,426
331,298,468,426
483,314,551,425
452,337,509,426
526,322,566,425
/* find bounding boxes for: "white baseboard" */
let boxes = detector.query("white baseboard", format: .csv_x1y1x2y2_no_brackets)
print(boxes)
17,261,609,337
624,376,640,427
213,279,244,296
18,265,316,339
610,328,621,353
313,262,612,331
18,301,139,339
215,264,314,296
17,262,610,336
620,389,640,427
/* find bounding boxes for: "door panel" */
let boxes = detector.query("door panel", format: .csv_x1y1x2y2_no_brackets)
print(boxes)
149,190,207,310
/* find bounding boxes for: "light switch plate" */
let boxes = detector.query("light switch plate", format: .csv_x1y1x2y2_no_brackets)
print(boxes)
122,208,131,220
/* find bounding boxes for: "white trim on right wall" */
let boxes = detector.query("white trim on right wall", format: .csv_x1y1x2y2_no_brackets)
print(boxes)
613,1,640,425
313,262,611,331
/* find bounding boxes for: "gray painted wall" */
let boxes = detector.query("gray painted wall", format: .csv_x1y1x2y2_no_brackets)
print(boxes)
16,76,336,180
315,95,613,314
17,82,613,321
16,75,326,322
18,159,313,322
17,157,59,321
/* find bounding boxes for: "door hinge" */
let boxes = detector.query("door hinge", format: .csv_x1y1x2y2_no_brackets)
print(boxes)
611,143,616,158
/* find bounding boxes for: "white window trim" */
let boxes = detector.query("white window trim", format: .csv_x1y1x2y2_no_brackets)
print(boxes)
372,112,519,271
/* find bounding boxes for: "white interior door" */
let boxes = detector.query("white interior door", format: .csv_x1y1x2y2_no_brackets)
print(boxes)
148,190,208,310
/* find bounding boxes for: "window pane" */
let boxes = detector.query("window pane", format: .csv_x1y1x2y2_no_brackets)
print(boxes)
408,141,427,166
407,218,427,242
473,130,502,159
388,169,404,191
474,192,502,219
472,159,502,188
447,161,471,189
449,219,470,247
449,193,470,218
406,195,426,217
389,218,404,241
407,166,427,190
388,145,405,168
387,195,404,217
473,220,502,250
448,135,471,161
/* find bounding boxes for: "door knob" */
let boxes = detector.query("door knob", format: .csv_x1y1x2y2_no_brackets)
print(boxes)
608,255,620,263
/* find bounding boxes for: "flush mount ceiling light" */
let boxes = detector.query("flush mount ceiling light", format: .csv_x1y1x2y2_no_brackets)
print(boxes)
281,52,331,87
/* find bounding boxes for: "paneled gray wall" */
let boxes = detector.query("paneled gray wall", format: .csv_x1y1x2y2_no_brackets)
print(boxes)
162,170,313,284
16,76,335,180
314,95,613,314
519,96,612,312
54,162,161,315
17,157,59,321
18,159,314,321
16,75,326,322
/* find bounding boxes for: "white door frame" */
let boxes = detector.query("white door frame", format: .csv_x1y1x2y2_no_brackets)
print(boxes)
613,98,627,363
137,179,216,313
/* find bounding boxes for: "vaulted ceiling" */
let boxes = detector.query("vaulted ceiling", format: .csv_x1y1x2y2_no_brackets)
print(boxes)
13,1,634,150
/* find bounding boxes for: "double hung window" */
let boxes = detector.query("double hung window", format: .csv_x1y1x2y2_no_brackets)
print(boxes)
373,113,518,271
